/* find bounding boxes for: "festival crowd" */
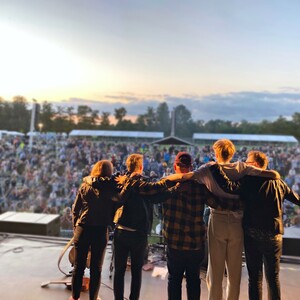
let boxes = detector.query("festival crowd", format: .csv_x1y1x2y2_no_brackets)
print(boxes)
0,134,299,230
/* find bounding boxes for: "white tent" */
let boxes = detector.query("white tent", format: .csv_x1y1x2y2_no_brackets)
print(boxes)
193,133,298,144
0,130,24,139
69,130,164,139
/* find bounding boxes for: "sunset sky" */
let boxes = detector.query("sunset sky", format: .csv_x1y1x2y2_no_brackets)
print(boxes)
0,0,299,122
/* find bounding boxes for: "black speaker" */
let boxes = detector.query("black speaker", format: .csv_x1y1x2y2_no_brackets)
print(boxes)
282,237,300,257
282,226,300,257
0,211,60,236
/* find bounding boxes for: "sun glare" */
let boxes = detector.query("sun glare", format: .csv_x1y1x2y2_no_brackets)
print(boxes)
0,22,110,101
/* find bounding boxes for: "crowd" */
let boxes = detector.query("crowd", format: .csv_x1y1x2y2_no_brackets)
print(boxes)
0,134,299,231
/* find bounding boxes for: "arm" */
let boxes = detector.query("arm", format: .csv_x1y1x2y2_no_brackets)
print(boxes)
163,172,194,182
260,169,280,179
71,188,83,228
123,177,171,196
203,187,244,211
209,164,241,194
244,164,280,180
282,179,300,206
141,184,180,204
118,175,179,204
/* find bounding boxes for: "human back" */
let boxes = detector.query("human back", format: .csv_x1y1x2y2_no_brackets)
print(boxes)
73,160,118,228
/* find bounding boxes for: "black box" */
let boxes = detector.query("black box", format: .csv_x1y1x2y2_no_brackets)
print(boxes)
0,211,60,236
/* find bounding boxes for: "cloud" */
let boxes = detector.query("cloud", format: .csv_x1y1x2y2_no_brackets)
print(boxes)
55,90,300,122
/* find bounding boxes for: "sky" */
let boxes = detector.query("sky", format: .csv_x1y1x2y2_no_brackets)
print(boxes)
0,0,300,122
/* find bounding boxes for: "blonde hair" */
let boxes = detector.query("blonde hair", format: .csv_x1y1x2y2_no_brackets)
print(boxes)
248,151,268,169
126,154,143,173
90,160,113,177
213,139,235,162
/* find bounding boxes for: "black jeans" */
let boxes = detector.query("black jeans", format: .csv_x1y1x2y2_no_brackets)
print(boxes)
113,229,147,300
244,233,282,300
167,246,204,300
72,225,108,300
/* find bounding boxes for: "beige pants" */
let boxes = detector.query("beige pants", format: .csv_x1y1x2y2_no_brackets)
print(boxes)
206,210,244,300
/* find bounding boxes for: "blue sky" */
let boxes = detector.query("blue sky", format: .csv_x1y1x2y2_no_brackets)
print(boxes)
0,0,299,122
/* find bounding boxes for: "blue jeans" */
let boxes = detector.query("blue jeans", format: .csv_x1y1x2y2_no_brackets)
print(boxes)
244,233,282,300
167,246,204,300
72,225,108,300
113,229,147,300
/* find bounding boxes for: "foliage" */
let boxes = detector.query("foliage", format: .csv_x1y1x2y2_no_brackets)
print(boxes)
0,96,299,141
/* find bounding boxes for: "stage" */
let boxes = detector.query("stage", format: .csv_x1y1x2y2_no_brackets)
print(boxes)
0,232,300,300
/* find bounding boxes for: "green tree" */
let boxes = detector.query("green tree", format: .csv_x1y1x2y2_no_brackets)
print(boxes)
174,105,194,137
76,105,99,128
10,96,30,132
134,115,147,131
52,106,69,132
39,101,55,132
144,107,157,130
203,119,235,133
0,98,10,129
156,102,171,135
99,112,111,129
66,106,75,124
114,107,127,124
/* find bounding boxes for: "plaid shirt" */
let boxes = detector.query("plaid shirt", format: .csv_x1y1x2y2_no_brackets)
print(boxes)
165,175,244,250
163,180,220,250
122,174,243,250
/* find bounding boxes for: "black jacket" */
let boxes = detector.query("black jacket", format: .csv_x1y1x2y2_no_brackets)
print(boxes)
240,176,300,235
72,176,120,228
116,174,177,235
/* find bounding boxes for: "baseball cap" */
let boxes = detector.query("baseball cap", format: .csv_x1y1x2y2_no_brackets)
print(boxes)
174,152,192,167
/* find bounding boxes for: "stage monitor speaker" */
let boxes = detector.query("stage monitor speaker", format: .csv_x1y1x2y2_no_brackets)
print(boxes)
282,237,300,257
282,226,300,257
0,211,60,236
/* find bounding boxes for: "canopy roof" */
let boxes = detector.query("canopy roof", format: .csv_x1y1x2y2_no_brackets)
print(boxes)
69,130,164,139
0,130,24,137
193,133,298,143
151,135,193,145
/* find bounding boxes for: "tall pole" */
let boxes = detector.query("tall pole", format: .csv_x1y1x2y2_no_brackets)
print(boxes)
171,108,176,136
29,99,36,152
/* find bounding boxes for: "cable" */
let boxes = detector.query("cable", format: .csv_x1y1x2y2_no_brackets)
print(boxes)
0,232,70,245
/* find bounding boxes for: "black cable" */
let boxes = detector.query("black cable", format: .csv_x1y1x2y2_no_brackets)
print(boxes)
0,232,70,245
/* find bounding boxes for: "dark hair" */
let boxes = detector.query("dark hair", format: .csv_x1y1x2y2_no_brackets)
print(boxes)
90,160,113,177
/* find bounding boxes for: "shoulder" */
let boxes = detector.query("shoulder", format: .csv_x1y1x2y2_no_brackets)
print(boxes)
242,175,274,188
78,182,93,195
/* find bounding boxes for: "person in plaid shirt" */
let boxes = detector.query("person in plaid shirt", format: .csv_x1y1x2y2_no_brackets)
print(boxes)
119,152,241,300
163,152,242,300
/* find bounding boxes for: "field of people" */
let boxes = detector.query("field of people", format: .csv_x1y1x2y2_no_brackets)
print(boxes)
0,134,299,232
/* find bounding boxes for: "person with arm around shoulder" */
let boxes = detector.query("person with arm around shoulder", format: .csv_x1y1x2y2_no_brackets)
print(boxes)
113,153,178,300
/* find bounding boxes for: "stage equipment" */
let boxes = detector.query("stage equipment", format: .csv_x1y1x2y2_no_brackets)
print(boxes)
0,211,60,236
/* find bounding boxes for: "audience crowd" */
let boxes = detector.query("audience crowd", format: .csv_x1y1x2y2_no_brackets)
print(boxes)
0,134,299,231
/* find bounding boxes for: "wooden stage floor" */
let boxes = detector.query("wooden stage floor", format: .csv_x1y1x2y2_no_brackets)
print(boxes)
0,232,299,300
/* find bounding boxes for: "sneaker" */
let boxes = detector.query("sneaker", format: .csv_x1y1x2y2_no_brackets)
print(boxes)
69,297,80,300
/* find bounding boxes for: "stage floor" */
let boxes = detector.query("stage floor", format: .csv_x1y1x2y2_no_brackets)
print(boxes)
0,232,299,300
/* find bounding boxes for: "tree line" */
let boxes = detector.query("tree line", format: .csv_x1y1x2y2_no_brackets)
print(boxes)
1,96,299,141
